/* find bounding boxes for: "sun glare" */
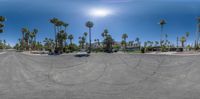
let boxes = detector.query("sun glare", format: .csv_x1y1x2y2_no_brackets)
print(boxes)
90,8,111,17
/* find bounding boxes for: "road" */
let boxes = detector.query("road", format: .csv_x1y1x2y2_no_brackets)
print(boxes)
0,50,200,99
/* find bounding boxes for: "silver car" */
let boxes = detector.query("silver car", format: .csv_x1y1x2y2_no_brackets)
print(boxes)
75,50,89,57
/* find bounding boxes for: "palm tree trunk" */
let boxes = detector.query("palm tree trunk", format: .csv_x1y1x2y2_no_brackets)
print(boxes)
22,33,24,50
70,40,72,45
54,25,57,49
89,28,91,53
160,25,163,47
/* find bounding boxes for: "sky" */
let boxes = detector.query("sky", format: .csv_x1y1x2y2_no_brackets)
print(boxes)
0,0,200,46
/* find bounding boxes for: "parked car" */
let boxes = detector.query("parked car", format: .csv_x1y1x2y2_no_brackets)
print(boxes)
75,50,89,57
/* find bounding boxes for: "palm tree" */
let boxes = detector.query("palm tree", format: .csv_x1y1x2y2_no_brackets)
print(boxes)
0,16,5,22
165,34,168,46
85,21,94,53
29,32,35,50
105,34,114,52
122,33,128,49
63,23,68,47
102,29,108,38
33,28,38,50
43,38,54,51
24,30,30,50
101,29,113,52
159,19,166,47
96,39,100,46
68,34,74,45
135,37,140,48
63,23,69,33
185,32,190,50
180,36,186,48
155,41,159,47
21,28,28,50
0,24,4,32
33,29,38,42
0,16,5,35
83,32,88,48
50,18,59,48
78,36,83,48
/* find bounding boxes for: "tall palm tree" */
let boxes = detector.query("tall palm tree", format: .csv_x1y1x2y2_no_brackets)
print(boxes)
0,16,5,35
63,23,68,46
63,23,69,33
159,19,166,47
25,30,30,50
29,32,35,50
56,21,64,33
68,34,74,45
85,21,94,53
33,29,38,42
185,32,190,50
33,28,38,50
122,33,128,49
50,18,59,48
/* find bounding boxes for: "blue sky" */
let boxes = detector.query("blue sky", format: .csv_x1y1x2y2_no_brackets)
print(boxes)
0,0,200,46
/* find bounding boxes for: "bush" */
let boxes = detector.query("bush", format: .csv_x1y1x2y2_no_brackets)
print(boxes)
141,47,145,53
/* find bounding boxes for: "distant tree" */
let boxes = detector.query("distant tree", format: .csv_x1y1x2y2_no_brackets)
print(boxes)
155,41,159,47
43,38,54,51
68,34,74,45
180,36,186,48
102,29,114,52
185,32,190,49
83,32,88,48
122,33,128,49
21,28,29,50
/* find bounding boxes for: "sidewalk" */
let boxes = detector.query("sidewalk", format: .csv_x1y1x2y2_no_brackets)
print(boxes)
146,51,200,56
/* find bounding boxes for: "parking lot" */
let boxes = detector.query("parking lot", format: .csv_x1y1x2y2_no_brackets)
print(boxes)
0,51,200,99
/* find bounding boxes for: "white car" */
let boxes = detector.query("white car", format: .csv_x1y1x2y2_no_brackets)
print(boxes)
75,51,89,57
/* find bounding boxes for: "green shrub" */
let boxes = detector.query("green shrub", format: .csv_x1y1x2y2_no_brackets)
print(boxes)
141,47,145,53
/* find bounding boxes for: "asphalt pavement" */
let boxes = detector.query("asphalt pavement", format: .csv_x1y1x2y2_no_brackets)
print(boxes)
0,50,200,99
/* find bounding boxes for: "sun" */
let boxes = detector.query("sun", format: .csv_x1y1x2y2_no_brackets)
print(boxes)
89,8,111,17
